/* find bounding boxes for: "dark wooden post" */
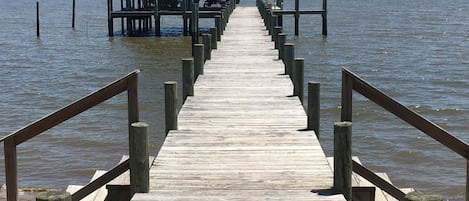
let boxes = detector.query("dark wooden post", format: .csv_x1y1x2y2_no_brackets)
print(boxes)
129,122,149,195
72,0,76,28
36,1,40,37
273,26,282,46
322,0,328,36
278,33,286,60
307,81,320,136
203,34,212,61
107,0,113,36
293,58,304,102
210,27,218,49
182,58,195,102
215,15,222,40
283,43,294,77
183,0,188,35
341,69,353,122
165,81,178,134
333,121,352,201
294,0,299,35
4,138,17,201
155,0,161,36
194,44,204,79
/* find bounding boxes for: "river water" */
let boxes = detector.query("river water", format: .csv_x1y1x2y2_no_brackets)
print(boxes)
0,0,467,200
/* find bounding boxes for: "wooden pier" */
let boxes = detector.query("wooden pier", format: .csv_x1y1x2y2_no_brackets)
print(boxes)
132,6,344,201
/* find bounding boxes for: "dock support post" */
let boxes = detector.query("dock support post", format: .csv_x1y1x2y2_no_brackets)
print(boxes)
36,1,40,37
294,0,299,35
155,2,161,37
293,58,304,102
283,43,295,77
165,81,178,134
274,26,282,48
72,0,76,28
107,0,113,36
202,34,212,61
307,81,320,136
194,44,204,79
129,122,149,195
322,0,328,36
278,33,286,60
182,58,194,103
183,0,188,36
333,121,352,201
210,27,218,49
215,15,222,39
270,15,278,39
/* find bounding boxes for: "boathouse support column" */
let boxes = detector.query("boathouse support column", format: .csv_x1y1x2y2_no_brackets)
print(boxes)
307,81,320,136
333,121,352,201
322,0,328,36
165,81,178,134
129,122,150,195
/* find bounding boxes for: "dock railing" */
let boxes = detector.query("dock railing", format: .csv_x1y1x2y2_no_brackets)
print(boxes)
0,70,141,201
340,67,469,201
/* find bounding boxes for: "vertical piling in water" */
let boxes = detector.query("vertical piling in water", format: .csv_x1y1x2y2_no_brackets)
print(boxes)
165,81,178,134
182,58,194,102
270,15,278,40
322,0,328,36
307,81,320,136
278,33,286,60
293,58,304,102
283,43,295,76
72,0,76,28
333,121,352,201
294,0,299,35
36,1,40,37
210,27,218,49
107,0,113,36
194,44,204,79
130,122,149,195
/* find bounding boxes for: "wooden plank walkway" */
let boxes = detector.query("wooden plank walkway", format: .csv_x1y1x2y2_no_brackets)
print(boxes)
132,6,345,201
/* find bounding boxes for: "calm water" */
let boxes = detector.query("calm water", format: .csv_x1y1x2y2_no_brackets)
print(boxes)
0,0,467,200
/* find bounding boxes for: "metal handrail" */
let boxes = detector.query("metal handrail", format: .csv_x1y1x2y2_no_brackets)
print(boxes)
1,70,140,201
341,67,469,200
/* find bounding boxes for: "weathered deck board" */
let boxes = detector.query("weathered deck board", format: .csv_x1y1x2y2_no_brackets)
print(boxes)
132,6,345,201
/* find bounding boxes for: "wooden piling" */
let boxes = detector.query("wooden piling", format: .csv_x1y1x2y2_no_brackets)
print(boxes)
270,15,278,40
322,0,328,36
36,1,40,37
165,81,178,134
72,0,76,28
278,33,286,60
293,58,304,102
129,122,150,195
194,44,204,79
36,190,71,201
107,0,113,36
333,121,352,201
294,0,300,35
274,26,282,47
182,58,195,102
283,43,294,76
215,15,222,39
307,81,320,136
4,138,17,201
203,34,212,61
210,27,218,49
